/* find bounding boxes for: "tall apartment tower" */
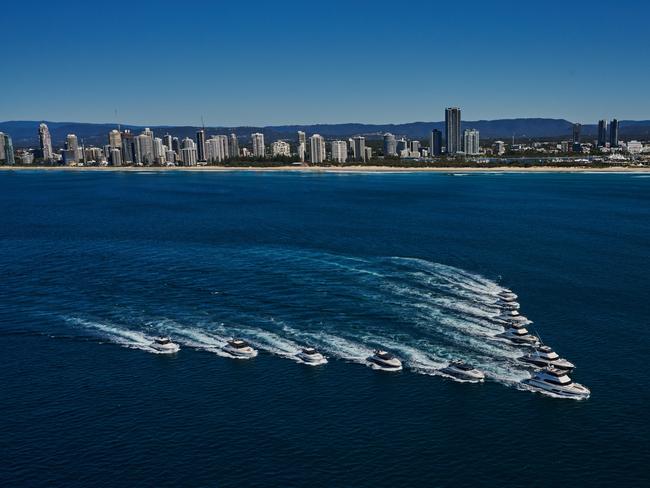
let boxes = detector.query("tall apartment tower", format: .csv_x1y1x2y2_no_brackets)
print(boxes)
331,140,347,163
572,123,582,143
597,120,608,147
196,129,206,161
229,133,239,158
297,131,306,162
39,123,53,161
353,136,366,162
109,129,122,149
445,107,462,155
430,129,442,156
609,119,619,147
383,133,397,157
463,129,480,155
65,134,80,162
310,134,325,164
251,133,265,158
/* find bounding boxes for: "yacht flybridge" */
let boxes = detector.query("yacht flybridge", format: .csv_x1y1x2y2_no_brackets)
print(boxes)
150,336,180,354
523,367,590,399
223,339,258,358
367,350,403,372
296,347,327,365
440,361,485,382
520,346,575,370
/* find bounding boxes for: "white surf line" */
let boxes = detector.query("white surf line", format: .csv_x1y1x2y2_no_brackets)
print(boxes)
64,316,163,353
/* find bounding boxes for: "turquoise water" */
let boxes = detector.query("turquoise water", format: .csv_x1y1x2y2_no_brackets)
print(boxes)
1,171,649,486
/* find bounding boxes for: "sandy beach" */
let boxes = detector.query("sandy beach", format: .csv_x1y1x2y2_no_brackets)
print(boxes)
1,165,649,173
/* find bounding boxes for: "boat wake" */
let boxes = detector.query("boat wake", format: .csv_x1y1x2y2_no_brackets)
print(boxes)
58,248,580,393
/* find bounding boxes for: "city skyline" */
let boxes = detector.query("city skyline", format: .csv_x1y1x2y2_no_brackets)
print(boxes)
1,0,649,125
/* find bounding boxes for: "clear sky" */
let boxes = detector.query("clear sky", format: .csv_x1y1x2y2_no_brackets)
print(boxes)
2,0,648,126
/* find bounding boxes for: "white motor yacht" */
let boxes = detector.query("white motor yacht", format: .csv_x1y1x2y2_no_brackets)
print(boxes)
520,345,575,370
150,336,180,354
440,361,485,382
523,367,590,399
497,324,539,346
223,339,258,358
296,347,327,365
367,350,403,372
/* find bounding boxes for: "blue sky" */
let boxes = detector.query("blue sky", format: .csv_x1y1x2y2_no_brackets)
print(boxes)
1,0,648,125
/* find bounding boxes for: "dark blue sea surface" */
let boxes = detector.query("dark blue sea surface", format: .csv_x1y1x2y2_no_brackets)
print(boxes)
1,170,649,487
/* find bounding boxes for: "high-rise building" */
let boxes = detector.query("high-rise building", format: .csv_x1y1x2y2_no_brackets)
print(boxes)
572,123,582,144
172,137,180,155
206,136,229,163
609,119,619,147
153,137,165,163
180,137,197,166
353,136,366,162
271,140,291,157
331,140,347,163
597,120,608,147
196,129,206,162
121,130,134,164
409,140,420,153
430,129,442,156
39,123,53,162
163,134,173,152
463,129,480,155
108,129,122,149
445,107,462,155
135,132,154,164
110,148,122,166
229,133,239,159
364,147,372,161
493,140,506,156
309,134,325,164
251,133,265,158
396,138,408,156
65,134,80,163
383,133,397,157
297,131,306,162
0,132,15,164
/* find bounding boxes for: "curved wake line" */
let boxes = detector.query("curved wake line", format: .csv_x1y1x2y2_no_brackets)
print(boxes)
55,250,582,397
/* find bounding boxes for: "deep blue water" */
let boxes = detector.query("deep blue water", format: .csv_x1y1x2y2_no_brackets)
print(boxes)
1,170,649,487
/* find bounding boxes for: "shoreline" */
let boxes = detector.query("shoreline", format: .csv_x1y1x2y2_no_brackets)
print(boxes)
1,165,649,173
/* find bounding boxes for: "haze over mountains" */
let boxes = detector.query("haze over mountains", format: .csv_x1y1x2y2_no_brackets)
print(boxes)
2,119,650,147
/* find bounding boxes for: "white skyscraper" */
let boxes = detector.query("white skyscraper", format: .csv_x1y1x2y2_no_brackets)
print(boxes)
135,133,154,164
353,136,366,162
310,134,325,164
331,140,347,163
153,137,165,163
297,131,306,162
39,123,53,162
251,133,265,157
463,129,480,155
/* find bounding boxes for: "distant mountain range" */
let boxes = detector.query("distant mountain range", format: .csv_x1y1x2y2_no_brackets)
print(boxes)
2,119,650,147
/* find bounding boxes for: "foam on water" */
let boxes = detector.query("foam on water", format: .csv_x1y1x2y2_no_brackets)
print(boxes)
58,250,573,394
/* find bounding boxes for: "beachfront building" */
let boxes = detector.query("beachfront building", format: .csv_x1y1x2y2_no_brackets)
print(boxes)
463,129,480,155
383,133,397,157
39,123,53,162
271,140,291,157
331,140,347,163
252,133,265,158
310,134,325,164
445,107,462,155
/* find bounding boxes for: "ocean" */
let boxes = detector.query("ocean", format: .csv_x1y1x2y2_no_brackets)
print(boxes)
1,170,649,487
